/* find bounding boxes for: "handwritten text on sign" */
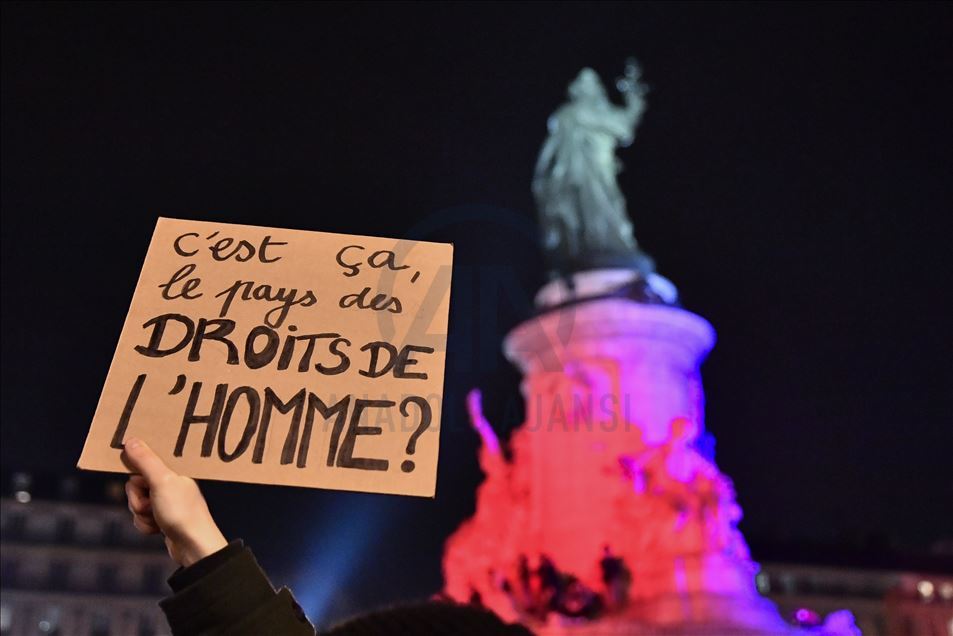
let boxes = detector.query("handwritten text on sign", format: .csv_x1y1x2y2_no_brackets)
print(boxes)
78,218,453,497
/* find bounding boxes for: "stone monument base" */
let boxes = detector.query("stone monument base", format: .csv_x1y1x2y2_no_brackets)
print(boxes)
444,270,860,636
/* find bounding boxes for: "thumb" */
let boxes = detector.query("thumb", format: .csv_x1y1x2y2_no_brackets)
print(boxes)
123,438,174,485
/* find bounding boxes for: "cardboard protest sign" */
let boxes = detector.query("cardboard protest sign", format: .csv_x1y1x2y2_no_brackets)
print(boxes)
78,218,452,497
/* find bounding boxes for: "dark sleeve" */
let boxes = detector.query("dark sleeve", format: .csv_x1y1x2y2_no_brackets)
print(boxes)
159,540,316,636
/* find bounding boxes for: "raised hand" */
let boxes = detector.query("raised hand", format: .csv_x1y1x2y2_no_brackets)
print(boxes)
122,438,228,567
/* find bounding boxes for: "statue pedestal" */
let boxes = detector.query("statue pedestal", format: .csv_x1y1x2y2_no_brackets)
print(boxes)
443,277,859,635
505,296,713,447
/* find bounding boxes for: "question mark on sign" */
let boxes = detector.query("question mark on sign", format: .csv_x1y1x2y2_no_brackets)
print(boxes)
399,396,433,473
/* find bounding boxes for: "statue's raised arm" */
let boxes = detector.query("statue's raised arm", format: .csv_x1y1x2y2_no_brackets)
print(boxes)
532,60,651,274
615,58,649,145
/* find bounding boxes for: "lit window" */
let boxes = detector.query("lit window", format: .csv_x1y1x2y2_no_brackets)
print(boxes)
917,580,935,600
1,604,12,634
37,605,60,635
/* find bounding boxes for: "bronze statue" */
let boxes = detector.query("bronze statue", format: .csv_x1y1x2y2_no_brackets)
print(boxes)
532,60,652,274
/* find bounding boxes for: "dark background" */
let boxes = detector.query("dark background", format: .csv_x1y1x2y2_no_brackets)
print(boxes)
2,2,951,626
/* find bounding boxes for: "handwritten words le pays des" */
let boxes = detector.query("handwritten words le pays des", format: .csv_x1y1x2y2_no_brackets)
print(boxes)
78,218,453,497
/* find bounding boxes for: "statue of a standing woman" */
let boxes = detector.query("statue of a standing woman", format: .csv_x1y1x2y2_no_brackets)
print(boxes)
533,60,651,274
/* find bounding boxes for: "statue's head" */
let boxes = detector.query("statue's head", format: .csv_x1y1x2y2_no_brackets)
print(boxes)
568,68,607,102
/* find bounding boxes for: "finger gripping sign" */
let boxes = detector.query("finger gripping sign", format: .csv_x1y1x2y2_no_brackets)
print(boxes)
78,218,453,497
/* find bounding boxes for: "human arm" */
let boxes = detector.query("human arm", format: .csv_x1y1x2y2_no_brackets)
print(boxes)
122,439,315,635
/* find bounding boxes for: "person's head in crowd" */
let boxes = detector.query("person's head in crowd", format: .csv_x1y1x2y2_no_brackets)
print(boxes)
326,601,533,636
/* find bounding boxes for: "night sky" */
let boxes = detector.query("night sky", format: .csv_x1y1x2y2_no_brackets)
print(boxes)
2,2,951,624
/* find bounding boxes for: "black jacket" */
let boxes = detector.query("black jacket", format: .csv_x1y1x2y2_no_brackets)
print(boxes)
160,541,315,636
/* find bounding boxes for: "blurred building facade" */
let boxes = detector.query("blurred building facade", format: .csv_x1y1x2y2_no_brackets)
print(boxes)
0,472,174,636
760,562,953,636
2,470,950,636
